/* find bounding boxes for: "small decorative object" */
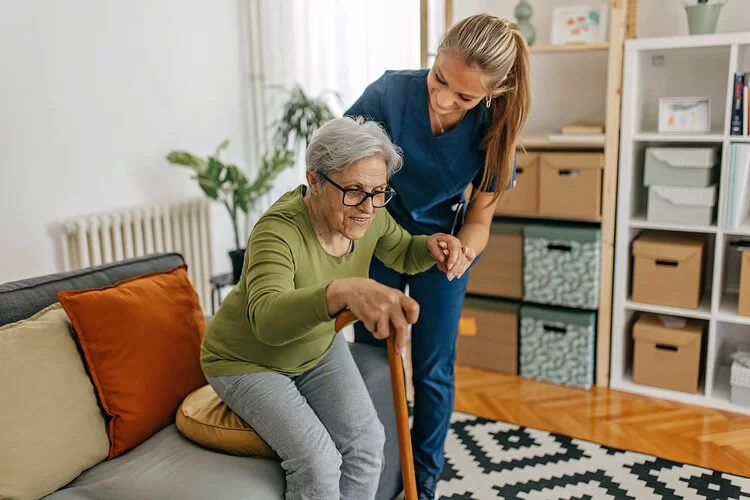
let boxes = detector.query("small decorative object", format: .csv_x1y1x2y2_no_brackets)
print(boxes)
683,0,727,36
658,97,711,133
514,0,536,46
550,4,609,45
167,142,295,283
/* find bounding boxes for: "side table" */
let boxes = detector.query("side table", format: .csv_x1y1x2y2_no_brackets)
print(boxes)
209,273,237,315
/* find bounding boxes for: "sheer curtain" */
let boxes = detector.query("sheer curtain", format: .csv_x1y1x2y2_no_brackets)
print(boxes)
242,0,421,215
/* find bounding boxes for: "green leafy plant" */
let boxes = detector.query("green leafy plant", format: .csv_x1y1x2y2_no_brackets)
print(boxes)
167,141,295,250
271,85,339,151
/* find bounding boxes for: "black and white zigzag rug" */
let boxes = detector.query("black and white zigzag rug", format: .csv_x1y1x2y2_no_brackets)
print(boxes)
439,412,750,500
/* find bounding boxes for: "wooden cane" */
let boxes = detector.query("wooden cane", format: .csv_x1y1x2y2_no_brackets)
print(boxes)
335,311,418,500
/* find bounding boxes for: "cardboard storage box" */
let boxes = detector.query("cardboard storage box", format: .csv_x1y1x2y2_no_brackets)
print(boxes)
495,152,539,216
646,185,717,226
456,298,518,374
467,223,523,299
632,313,704,394
631,231,705,309
644,147,719,187
523,224,600,309
539,153,603,220
738,250,750,316
519,304,596,389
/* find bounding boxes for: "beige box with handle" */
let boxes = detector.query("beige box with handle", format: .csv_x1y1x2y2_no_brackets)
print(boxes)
631,231,705,309
632,313,704,394
495,152,540,216
539,153,603,220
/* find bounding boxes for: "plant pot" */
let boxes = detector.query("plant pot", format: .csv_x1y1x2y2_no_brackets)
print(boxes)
683,2,725,35
229,248,246,284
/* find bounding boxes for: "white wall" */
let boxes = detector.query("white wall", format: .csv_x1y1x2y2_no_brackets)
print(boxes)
451,0,750,133
0,1,246,283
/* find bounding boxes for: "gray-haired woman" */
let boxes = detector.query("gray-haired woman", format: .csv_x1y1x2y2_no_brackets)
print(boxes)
200,116,471,499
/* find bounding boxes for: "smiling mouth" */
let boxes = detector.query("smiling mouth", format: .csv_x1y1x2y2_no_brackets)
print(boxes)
349,216,370,226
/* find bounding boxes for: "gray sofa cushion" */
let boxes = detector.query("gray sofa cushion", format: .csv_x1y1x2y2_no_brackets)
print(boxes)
2,254,402,500
43,424,286,500
0,253,185,326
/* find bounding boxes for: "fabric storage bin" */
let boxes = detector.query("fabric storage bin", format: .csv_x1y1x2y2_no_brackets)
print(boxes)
467,223,523,299
647,185,717,226
495,152,539,215
731,360,750,406
523,224,600,309
644,147,719,187
456,297,518,374
632,313,704,394
631,231,705,309
519,305,596,389
539,153,603,220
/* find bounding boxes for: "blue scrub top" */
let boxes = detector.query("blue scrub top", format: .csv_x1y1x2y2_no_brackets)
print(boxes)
345,69,514,236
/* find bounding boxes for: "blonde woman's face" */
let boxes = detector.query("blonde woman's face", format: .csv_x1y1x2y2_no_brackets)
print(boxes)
427,51,486,114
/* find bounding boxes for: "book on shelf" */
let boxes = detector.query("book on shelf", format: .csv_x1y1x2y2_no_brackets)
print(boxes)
561,120,605,135
547,133,605,143
730,72,749,136
725,143,750,228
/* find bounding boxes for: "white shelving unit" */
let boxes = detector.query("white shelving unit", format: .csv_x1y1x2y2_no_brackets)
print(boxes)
611,32,750,415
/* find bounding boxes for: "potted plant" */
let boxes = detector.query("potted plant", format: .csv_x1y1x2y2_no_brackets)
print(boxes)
270,85,338,151
683,0,727,35
167,142,295,283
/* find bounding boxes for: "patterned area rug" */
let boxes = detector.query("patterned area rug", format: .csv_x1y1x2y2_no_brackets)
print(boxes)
439,412,750,500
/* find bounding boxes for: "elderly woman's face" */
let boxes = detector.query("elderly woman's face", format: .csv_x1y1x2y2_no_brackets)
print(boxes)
315,156,389,240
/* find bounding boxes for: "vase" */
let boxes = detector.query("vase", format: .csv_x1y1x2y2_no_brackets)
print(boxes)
683,1,725,35
229,248,246,284
515,0,536,46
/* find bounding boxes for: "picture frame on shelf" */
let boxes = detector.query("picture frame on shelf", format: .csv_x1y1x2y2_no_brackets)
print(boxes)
658,97,711,133
550,4,609,45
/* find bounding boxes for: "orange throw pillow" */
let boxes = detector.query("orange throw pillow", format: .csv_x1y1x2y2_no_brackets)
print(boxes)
58,264,207,459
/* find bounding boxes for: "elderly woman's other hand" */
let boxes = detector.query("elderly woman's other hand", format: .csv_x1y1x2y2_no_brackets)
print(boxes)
327,278,419,354
427,233,472,281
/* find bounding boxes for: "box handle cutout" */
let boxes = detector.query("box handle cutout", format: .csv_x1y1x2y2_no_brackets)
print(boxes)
547,243,572,252
655,344,678,352
516,167,525,174
543,324,567,334
558,169,580,177
655,260,678,267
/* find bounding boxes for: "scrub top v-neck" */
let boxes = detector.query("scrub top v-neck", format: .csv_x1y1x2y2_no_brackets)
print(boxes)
345,69,505,236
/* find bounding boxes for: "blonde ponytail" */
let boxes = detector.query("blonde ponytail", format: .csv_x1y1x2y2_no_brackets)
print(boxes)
439,15,532,204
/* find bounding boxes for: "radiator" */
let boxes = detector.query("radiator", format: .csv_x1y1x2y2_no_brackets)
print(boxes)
58,198,213,312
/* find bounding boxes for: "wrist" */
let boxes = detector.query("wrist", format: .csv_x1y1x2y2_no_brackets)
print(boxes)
325,279,350,317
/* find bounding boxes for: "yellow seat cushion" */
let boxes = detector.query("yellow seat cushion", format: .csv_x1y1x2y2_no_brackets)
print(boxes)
176,384,278,460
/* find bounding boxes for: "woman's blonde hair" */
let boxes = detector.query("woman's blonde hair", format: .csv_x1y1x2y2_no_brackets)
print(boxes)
438,14,531,203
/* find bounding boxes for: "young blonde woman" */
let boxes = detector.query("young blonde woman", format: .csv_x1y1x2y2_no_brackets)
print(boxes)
346,14,531,499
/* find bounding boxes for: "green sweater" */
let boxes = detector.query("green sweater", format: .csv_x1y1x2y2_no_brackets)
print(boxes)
200,185,435,377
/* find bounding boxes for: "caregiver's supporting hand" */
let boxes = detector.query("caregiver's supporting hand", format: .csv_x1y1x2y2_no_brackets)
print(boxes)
326,278,419,354
427,233,472,281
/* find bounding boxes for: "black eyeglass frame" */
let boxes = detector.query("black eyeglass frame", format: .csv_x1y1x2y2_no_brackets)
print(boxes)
320,173,396,208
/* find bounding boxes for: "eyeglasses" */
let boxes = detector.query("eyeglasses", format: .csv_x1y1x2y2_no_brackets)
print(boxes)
320,174,396,208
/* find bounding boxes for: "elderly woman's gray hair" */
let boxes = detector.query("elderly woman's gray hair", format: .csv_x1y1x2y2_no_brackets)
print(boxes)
305,116,403,180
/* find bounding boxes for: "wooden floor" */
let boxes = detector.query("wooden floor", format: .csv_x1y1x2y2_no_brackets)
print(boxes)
453,365,750,478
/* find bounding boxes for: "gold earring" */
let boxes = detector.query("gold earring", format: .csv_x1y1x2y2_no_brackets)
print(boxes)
485,96,492,108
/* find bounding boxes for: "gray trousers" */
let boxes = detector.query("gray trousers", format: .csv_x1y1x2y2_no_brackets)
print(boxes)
207,333,386,500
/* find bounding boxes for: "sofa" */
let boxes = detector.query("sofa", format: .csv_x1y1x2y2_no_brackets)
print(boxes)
0,253,402,500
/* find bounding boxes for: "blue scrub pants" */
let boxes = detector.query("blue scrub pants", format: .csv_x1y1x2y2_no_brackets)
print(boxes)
353,256,469,487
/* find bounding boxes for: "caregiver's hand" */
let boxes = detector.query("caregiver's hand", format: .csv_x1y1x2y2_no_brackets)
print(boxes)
427,233,472,281
326,278,419,354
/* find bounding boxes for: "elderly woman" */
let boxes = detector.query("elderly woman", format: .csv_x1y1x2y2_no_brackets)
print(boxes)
200,116,471,500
